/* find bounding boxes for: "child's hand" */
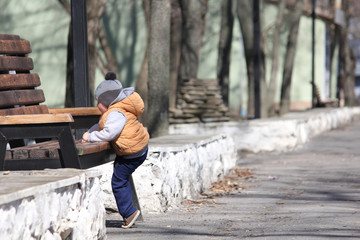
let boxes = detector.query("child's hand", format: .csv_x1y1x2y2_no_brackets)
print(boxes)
82,132,89,143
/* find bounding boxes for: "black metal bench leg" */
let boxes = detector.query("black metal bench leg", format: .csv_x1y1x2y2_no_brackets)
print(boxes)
58,126,81,169
0,132,7,171
130,175,143,221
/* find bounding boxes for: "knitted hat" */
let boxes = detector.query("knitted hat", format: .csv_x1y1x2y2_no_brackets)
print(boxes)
95,71,123,107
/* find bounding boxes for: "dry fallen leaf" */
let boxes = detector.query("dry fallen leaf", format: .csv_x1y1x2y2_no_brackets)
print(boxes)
207,167,255,196
185,167,256,207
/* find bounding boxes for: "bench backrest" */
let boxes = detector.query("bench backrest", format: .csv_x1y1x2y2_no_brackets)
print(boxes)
0,34,49,116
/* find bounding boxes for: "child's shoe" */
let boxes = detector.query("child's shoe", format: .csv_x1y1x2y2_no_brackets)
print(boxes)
121,210,140,229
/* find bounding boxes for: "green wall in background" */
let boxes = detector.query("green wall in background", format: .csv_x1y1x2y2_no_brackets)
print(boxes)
199,2,334,115
0,0,333,114
0,0,69,107
0,0,147,108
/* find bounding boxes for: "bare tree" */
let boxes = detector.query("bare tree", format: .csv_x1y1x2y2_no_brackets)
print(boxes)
87,0,107,104
236,0,266,117
59,0,119,107
266,0,286,116
178,0,209,82
136,0,150,125
340,0,356,106
147,0,171,137
279,0,303,115
217,0,234,106
169,0,182,110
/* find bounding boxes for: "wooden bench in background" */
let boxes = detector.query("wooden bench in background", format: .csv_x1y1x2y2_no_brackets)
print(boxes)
0,34,114,171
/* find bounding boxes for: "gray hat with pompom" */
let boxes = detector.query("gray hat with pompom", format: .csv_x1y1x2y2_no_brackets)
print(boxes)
95,71,123,107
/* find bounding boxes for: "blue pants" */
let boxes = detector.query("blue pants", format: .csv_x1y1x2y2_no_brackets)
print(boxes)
111,150,147,218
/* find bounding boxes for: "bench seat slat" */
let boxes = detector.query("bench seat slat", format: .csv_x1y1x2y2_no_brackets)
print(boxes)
6,140,60,160
75,141,111,156
12,149,29,159
0,73,40,90
0,113,74,125
5,141,111,160
0,105,49,116
0,89,45,108
49,107,101,116
0,40,32,55
0,56,33,71
0,34,20,40
9,140,59,150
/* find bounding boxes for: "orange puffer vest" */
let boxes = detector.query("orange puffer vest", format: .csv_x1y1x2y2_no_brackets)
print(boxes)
99,92,149,156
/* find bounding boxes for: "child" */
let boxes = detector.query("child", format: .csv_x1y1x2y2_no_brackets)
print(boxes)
82,71,149,229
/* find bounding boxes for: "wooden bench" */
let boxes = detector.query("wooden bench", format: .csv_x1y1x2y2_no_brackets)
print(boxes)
0,34,113,171
0,34,142,219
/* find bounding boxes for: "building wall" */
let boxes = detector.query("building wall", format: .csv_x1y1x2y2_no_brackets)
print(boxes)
0,0,333,114
198,2,334,114
0,0,147,108
0,0,69,107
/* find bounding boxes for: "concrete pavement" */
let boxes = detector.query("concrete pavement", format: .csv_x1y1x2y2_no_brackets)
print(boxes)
106,119,360,239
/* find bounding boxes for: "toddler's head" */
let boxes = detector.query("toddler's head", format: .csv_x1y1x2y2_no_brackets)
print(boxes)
95,71,123,108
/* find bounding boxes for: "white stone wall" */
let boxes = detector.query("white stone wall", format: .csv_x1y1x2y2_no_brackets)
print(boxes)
0,170,106,240
170,107,360,153
96,107,360,214
94,135,237,213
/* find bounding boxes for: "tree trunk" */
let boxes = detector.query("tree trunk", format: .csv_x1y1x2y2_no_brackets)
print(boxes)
328,23,339,99
136,0,150,126
86,0,107,104
178,0,208,82
60,0,116,107
217,0,234,107
236,0,266,118
169,0,182,110
98,27,119,77
342,44,356,106
266,0,285,116
236,0,254,117
279,0,303,115
341,0,356,106
147,0,171,137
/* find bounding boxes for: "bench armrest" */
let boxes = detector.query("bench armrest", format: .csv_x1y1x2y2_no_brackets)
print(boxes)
0,113,74,125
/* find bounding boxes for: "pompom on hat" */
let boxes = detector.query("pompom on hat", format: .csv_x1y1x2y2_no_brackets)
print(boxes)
95,71,123,107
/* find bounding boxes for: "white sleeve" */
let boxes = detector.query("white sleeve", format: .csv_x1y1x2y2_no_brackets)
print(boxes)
87,111,126,142
88,123,100,133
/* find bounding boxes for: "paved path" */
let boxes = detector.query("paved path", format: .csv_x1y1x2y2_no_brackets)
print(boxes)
106,120,360,239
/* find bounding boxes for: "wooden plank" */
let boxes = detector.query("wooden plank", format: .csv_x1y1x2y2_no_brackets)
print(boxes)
0,105,49,116
49,149,60,159
0,35,20,40
0,74,40,90
12,149,29,159
0,113,74,125
33,141,60,159
76,141,111,155
0,56,33,71
49,107,101,116
9,140,58,150
26,140,110,156
5,140,110,160
0,89,45,108
5,140,58,160
0,40,32,55
28,149,49,159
